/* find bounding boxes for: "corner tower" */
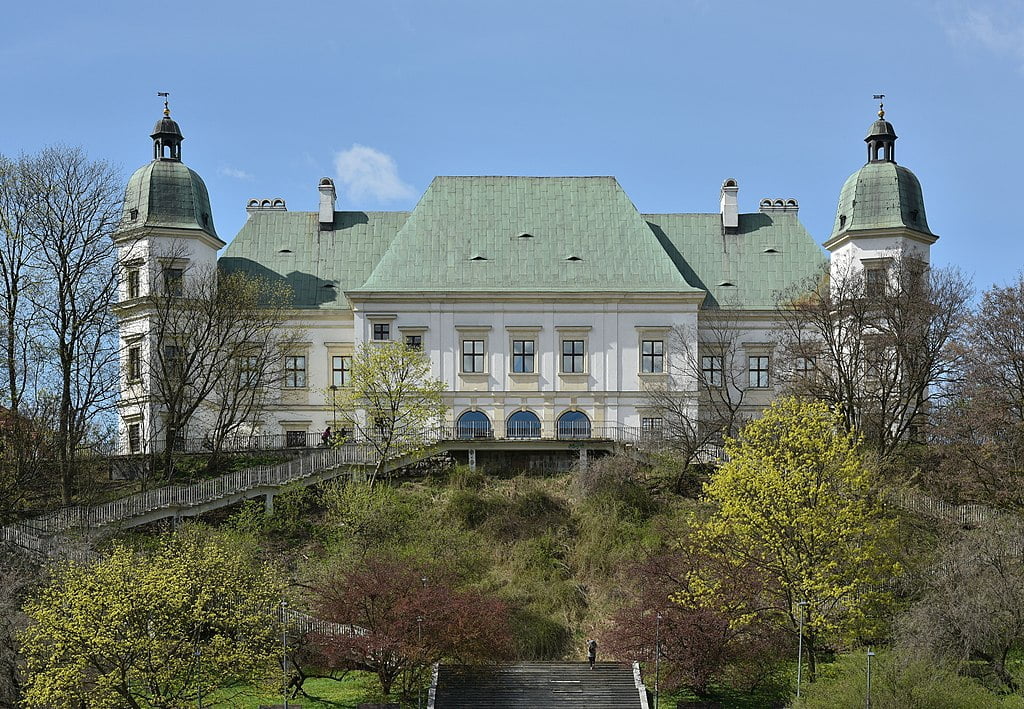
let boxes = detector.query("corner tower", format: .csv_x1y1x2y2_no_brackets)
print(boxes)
113,101,225,456
823,102,938,289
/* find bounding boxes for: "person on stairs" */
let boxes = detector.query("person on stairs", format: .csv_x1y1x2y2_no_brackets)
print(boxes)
587,639,598,669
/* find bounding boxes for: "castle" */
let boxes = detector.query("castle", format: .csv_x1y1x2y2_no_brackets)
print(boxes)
113,104,936,453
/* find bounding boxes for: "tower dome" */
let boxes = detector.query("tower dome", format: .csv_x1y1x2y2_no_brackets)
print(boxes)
119,105,218,239
827,107,933,243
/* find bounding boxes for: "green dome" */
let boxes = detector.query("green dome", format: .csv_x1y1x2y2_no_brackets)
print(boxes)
121,160,217,237
829,161,931,240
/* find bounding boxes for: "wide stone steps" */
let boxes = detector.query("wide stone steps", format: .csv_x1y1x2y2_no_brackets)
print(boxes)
432,662,646,709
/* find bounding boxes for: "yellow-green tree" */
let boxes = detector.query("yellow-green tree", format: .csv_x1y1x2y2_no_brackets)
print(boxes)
20,527,282,708
696,398,898,680
338,341,446,484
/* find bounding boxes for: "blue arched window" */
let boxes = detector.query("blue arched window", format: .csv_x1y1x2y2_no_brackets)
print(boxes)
457,410,492,439
557,410,591,439
506,411,541,439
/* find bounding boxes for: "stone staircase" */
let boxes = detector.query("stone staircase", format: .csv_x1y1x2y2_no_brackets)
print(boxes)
430,662,648,709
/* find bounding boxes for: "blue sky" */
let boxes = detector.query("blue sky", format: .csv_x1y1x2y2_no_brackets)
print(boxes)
2,0,1022,291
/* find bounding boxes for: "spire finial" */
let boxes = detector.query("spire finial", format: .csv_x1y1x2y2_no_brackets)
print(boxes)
873,93,885,119
158,91,170,117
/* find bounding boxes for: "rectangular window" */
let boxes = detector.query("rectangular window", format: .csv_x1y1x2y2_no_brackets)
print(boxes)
462,339,485,373
512,339,535,373
238,355,260,387
128,423,141,454
641,417,663,433
562,339,585,373
331,355,352,387
795,356,816,378
163,267,184,297
405,334,422,350
748,356,770,388
864,268,885,298
285,430,307,448
127,268,140,299
641,340,664,373
284,355,307,388
701,356,723,387
372,323,390,341
127,345,141,381
163,344,183,375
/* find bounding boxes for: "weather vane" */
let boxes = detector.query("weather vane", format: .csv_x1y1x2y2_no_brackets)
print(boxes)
157,91,170,117
873,94,885,119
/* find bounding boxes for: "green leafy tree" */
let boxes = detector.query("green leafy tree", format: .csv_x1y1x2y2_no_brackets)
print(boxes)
19,527,282,708
696,398,899,680
338,341,446,484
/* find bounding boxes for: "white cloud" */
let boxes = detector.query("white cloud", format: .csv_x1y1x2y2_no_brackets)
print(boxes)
940,2,1024,67
333,144,416,204
219,166,254,180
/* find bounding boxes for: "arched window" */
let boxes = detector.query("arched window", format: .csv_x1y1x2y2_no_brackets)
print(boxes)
557,410,591,439
506,411,541,439
457,410,492,439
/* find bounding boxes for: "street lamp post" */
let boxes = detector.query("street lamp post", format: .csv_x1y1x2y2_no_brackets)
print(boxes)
866,647,875,709
281,600,289,709
796,600,808,700
654,612,662,709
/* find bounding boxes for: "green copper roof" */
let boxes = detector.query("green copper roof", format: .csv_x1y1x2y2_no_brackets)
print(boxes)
645,211,827,309
829,162,932,240
220,210,409,308
122,160,218,238
353,176,699,294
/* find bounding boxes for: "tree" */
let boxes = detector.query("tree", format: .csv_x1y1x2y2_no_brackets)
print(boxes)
144,257,294,479
927,274,1024,507
644,313,752,492
313,556,513,699
604,546,787,697
776,256,971,458
0,146,124,503
0,550,35,707
698,398,899,679
19,527,282,708
338,341,446,484
899,519,1024,693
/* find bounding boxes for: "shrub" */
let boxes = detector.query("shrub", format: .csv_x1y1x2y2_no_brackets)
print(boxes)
794,650,1020,709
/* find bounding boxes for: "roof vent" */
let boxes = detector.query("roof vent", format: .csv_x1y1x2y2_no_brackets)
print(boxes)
469,254,488,261
759,198,798,214
565,255,582,262
763,247,779,254
517,232,533,239
322,283,335,289
717,281,736,287
279,248,293,254
246,198,287,213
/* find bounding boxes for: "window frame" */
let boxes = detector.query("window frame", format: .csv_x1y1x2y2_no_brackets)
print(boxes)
641,339,664,374
512,339,535,374
284,355,307,388
701,355,724,387
126,345,141,382
372,323,391,341
561,339,586,374
404,334,422,350
748,355,770,389
462,339,485,374
162,267,184,297
126,268,140,299
331,354,352,387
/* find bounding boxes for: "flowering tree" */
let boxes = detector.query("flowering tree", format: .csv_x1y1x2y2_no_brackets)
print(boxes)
313,556,513,699
338,342,446,484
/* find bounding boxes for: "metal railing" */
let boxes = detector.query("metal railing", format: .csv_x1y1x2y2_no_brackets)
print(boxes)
3,445,377,546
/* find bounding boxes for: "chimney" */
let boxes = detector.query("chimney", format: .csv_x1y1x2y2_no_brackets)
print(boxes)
720,178,739,230
318,177,336,228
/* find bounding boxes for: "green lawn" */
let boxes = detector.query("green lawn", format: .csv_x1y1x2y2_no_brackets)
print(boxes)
205,674,380,708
